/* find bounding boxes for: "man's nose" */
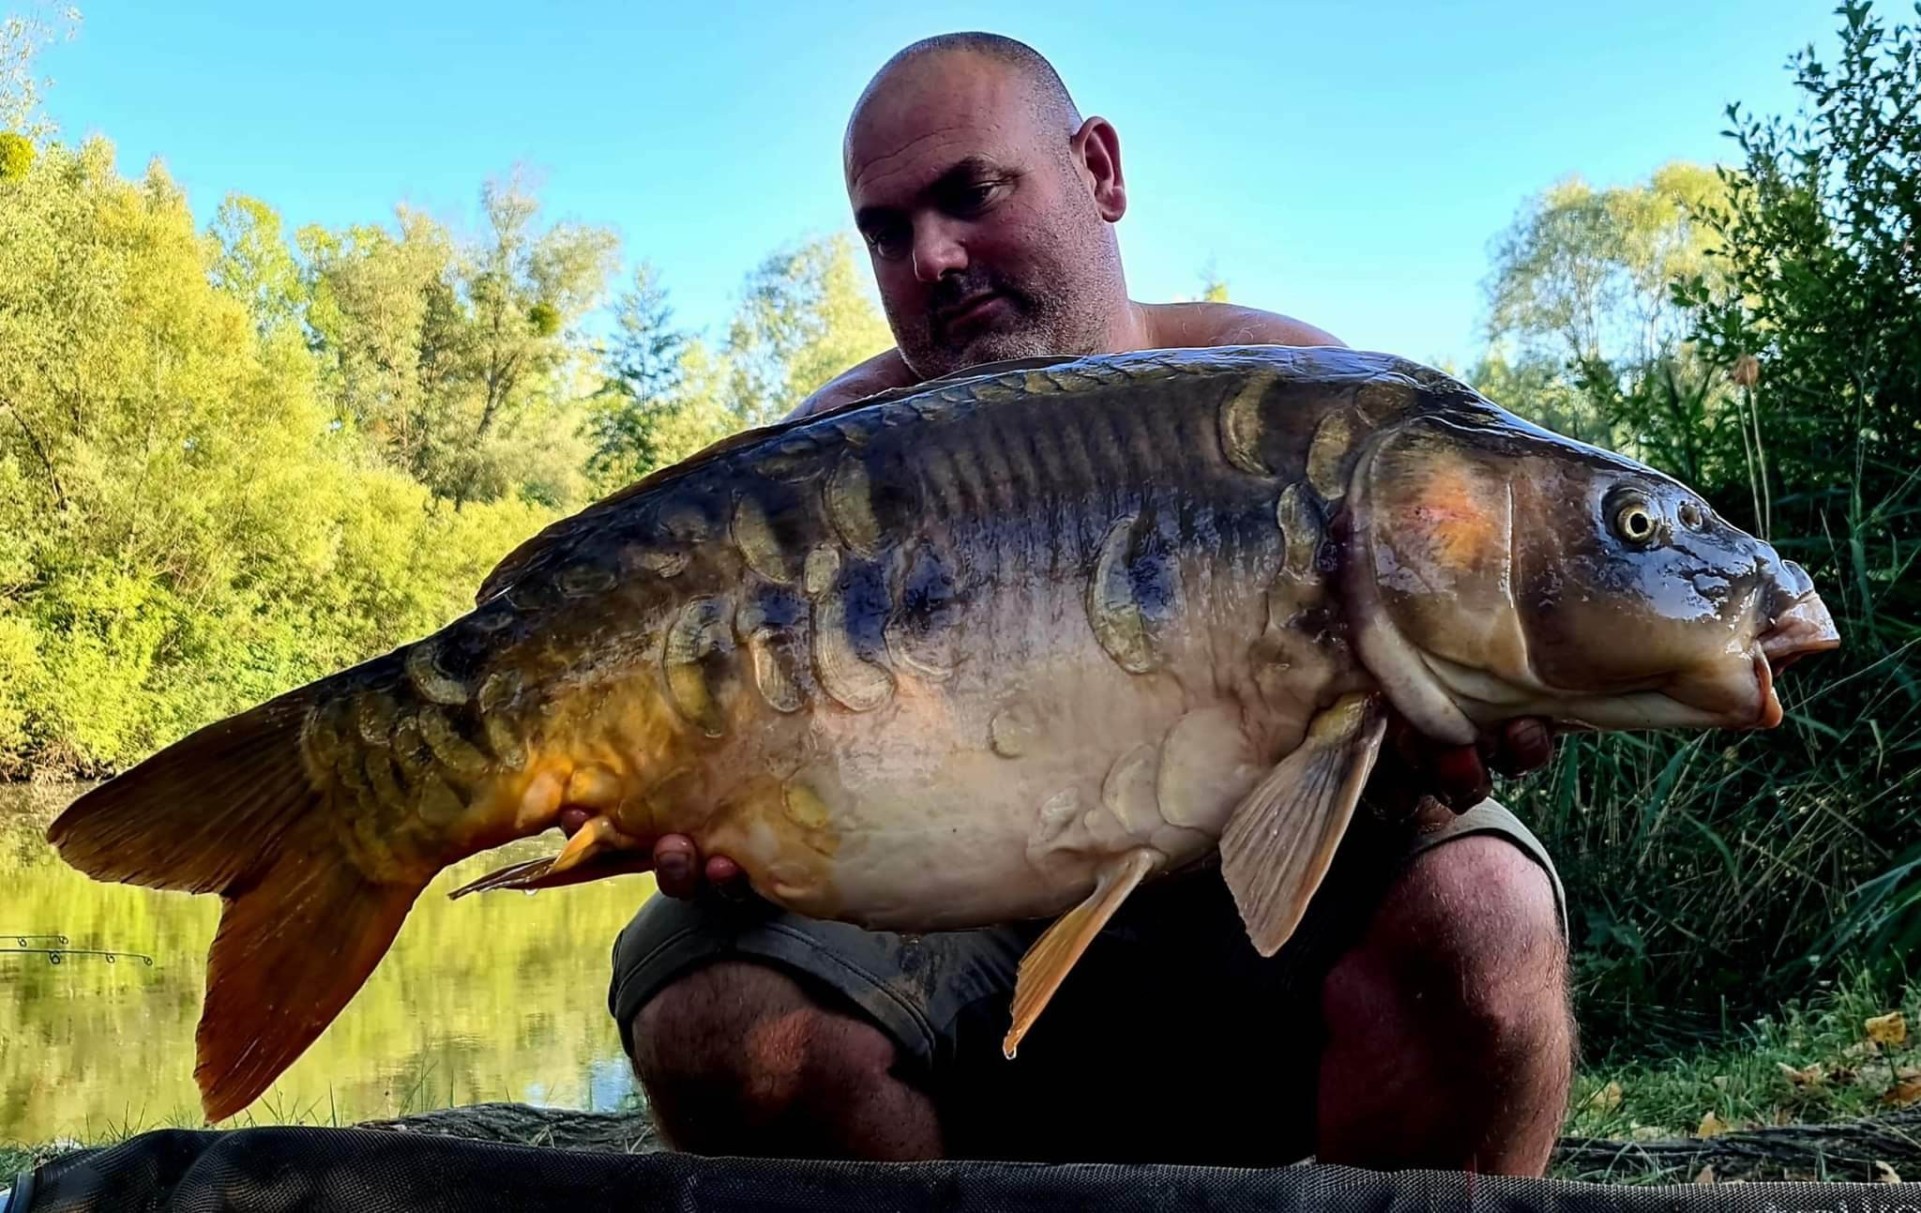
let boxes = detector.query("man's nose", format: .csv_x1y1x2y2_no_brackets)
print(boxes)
911,222,967,283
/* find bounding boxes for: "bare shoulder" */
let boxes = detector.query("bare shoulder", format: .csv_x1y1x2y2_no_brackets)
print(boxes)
1143,301,1347,350
786,347,918,421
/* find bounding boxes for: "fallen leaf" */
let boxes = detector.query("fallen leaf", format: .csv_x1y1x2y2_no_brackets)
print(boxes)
1698,1111,1729,1138
1866,1012,1908,1047
1832,1065,1859,1086
1695,1165,1717,1185
1586,1081,1623,1111
1877,1161,1903,1184
1713,1075,1730,1090
1779,1061,1825,1087
1630,1124,1666,1141
1882,1074,1921,1108
1845,1041,1876,1060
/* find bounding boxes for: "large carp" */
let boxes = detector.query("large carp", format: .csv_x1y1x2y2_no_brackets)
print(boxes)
48,345,1838,1122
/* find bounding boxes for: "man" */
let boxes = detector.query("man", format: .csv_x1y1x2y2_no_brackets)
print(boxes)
600,32,1573,1174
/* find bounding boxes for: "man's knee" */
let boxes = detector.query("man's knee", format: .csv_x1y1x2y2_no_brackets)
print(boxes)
1326,834,1571,1060
627,959,913,1152
1315,835,1572,1173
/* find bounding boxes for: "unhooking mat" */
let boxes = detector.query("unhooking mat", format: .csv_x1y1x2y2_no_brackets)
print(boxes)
7,1125,1920,1212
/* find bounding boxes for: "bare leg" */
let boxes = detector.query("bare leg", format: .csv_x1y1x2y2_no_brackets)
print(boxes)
628,960,946,1160
1316,835,1573,1174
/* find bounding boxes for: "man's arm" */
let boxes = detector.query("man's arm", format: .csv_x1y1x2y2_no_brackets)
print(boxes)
785,347,919,422
1143,301,1348,350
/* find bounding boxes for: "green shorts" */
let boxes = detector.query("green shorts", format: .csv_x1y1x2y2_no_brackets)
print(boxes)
607,798,1565,1165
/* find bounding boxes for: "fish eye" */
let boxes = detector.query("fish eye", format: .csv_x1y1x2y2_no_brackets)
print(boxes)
1611,496,1660,547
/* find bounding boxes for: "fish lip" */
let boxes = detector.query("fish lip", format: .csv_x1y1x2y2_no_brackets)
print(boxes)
1757,594,1841,675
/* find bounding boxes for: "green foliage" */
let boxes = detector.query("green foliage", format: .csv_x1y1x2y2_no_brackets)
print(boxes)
0,130,30,179
1484,161,1727,368
0,53,893,778
0,138,565,773
299,172,620,511
724,232,892,426
1488,1,1921,1050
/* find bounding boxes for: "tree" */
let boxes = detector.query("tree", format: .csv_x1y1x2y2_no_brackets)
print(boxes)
300,209,459,483
584,261,696,492
209,195,307,342
301,171,620,510
724,232,892,426
449,170,620,508
1493,1,1921,1045
1483,162,1728,368
0,4,77,139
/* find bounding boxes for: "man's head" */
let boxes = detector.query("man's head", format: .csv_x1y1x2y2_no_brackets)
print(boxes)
845,33,1130,379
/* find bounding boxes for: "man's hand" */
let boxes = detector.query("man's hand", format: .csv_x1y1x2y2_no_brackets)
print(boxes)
651,835,746,900
615,716,1557,903
1370,716,1557,820
556,809,746,899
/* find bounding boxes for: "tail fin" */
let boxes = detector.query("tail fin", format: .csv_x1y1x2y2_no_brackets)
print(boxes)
46,678,430,1122
47,688,321,894
195,833,425,1121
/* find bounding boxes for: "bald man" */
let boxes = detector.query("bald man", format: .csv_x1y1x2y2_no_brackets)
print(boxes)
602,33,1574,1175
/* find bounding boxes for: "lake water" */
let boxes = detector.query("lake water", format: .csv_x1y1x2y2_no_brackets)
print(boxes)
0,781,653,1145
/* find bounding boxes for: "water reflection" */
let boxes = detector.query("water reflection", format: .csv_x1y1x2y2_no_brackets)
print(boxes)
0,782,648,1144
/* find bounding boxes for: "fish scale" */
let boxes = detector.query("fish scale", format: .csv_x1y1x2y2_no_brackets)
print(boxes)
45,344,1840,1119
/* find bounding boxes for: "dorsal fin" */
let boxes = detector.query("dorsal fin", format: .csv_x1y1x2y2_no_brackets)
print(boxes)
472,354,1091,606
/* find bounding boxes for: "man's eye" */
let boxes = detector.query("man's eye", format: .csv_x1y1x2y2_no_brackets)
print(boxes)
864,225,910,260
950,181,999,215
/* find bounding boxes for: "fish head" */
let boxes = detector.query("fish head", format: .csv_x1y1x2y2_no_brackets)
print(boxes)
1343,412,1839,745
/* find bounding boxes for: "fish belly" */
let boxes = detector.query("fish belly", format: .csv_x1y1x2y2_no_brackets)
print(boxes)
711,601,1287,933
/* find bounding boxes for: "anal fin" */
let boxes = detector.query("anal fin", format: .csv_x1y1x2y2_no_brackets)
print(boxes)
1003,846,1160,1060
1221,692,1386,957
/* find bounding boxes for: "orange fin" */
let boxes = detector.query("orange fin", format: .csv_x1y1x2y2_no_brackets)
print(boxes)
46,683,325,893
449,815,650,899
197,827,428,1123
1003,847,1159,1059
41,654,445,1123
1220,692,1385,957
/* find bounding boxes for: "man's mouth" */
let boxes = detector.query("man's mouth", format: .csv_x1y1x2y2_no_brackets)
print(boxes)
936,291,1009,335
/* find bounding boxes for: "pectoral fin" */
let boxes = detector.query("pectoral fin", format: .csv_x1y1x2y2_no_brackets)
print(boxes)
448,815,649,899
1003,846,1160,1060
1220,692,1386,957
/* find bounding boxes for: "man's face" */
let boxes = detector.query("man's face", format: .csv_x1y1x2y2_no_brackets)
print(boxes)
845,54,1122,379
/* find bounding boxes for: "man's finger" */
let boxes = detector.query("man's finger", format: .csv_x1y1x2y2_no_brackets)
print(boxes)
706,855,744,898
654,835,700,899
1489,718,1555,775
1429,744,1492,812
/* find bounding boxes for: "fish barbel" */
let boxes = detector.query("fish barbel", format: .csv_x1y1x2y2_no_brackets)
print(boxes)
46,345,1839,1121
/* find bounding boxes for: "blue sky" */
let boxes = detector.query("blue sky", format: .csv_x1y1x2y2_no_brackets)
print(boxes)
32,1,1851,369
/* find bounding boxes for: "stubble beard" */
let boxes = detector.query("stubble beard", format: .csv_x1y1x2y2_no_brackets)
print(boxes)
906,280,1110,380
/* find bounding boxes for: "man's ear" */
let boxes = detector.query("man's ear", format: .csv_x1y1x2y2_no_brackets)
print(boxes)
1074,117,1126,222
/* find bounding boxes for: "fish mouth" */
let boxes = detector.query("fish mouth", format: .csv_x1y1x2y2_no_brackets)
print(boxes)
1756,594,1841,675
1733,591,1843,730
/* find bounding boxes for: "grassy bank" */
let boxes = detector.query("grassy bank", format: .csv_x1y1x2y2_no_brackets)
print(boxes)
1564,968,1921,1145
